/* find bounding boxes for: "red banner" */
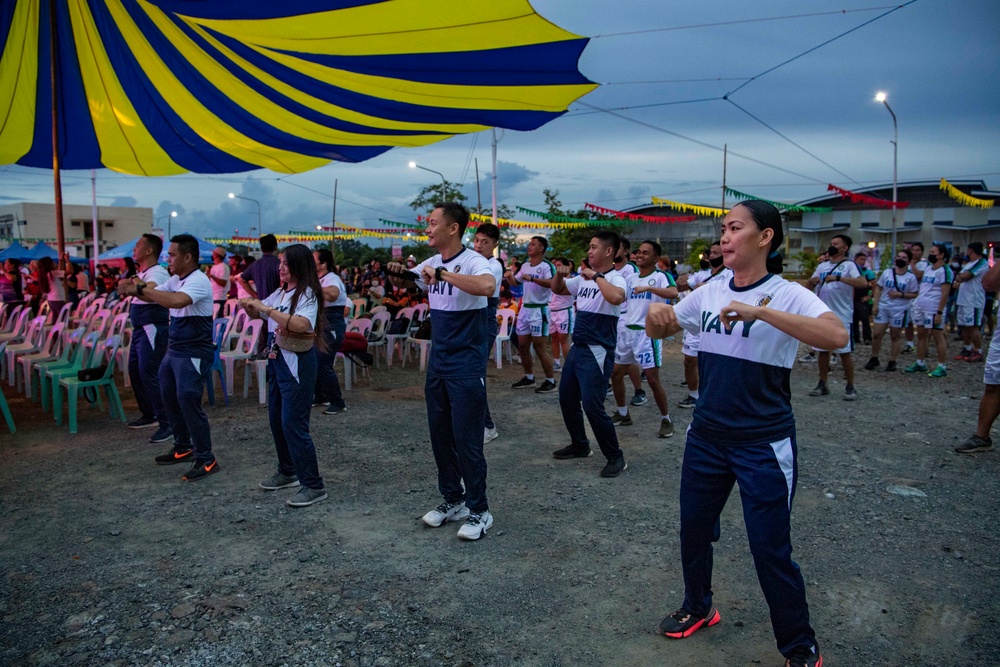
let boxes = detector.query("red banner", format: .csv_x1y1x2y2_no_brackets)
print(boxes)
827,184,909,209
585,203,697,223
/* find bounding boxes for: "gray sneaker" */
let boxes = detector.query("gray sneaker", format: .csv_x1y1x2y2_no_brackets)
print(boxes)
843,385,858,401
630,390,648,406
658,419,674,439
286,486,328,507
955,435,993,454
260,473,300,491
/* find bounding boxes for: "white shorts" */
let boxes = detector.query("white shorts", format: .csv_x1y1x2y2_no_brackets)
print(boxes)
985,329,1000,385
874,307,910,328
516,305,549,337
957,305,983,328
682,330,700,357
812,318,853,355
914,303,944,330
549,307,574,335
614,326,662,369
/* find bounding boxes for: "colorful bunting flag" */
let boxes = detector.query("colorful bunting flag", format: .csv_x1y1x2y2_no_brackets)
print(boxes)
939,178,994,209
650,197,728,217
723,188,831,213
827,184,909,209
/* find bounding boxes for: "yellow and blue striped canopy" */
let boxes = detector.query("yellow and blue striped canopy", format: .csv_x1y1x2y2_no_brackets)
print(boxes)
0,0,596,175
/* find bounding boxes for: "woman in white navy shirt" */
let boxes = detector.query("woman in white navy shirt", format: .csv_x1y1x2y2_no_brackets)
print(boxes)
646,201,847,667
241,244,328,508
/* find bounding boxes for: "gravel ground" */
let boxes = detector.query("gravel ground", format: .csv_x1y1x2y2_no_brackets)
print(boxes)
1,337,998,667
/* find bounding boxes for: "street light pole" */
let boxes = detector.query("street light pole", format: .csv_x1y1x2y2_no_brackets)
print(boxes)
408,161,448,192
228,193,263,236
875,92,898,256
159,211,178,239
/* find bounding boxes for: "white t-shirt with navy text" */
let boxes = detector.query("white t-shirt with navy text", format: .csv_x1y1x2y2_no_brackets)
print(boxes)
564,270,627,349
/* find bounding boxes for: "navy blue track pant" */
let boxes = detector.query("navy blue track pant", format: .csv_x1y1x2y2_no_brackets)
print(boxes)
128,323,168,426
159,351,214,463
426,374,488,513
483,299,498,431
314,311,346,409
268,348,324,490
680,429,817,658
558,343,622,461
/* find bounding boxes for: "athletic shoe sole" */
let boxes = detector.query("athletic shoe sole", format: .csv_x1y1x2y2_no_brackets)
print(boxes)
127,420,158,430
553,448,593,460
662,608,721,639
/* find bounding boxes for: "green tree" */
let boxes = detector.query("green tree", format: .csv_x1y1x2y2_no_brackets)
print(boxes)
409,181,467,212
686,238,713,269
793,250,820,278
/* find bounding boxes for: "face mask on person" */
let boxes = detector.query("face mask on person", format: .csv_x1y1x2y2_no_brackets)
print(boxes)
895,259,908,269
928,254,939,264
699,259,710,270
709,255,724,269
827,246,840,258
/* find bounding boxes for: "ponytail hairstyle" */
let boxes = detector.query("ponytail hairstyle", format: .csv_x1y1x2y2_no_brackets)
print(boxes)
37,256,55,293
733,200,784,274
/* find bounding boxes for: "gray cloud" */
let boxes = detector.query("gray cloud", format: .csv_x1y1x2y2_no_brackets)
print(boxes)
110,196,137,207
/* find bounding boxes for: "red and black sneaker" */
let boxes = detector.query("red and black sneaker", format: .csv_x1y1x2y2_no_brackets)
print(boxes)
785,645,823,667
182,459,220,482
658,607,721,638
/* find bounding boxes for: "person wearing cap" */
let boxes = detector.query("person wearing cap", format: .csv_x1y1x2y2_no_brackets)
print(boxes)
208,246,231,318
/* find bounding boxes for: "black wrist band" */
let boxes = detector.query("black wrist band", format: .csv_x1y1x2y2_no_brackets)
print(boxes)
435,267,444,282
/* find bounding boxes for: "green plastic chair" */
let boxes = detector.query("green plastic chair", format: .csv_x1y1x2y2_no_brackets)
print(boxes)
39,331,100,413
0,342,16,433
54,335,126,434
31,327,85,405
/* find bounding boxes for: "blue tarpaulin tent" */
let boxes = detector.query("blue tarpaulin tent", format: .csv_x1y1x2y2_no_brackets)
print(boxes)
98,236,222,265
0,241,28,261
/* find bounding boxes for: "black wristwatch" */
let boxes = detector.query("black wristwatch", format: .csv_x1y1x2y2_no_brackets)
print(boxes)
435,267,445,282
135,282,146,297
593,272,605,281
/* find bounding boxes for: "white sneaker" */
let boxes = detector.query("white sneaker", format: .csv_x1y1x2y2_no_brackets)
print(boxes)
553,359,562,371
422,500,470,527
457,510,493,541
484,427,499,444
798,352,816,363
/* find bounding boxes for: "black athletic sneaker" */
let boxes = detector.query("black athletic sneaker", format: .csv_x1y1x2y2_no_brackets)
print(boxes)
784,645,823,667
148,426,173,444
864,357,880,370
183,459,220,481
155,448,193,465
808,382,829,397
128,416,157,429
552,445,593,459
600,457,627,478
535,380,557,394
659,607,721,638
323,404,347,415
885,360,897,372
512,376,536,389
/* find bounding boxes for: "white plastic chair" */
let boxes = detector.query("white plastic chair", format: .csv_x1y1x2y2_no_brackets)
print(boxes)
51,302,73,329
1,304,23,332
84,308,113,340
5,316,47,385
16,321,66,396
0,308,32,345
369,305,387,315
384,306,414,369
222,298,238,319
337,318,374,389
222,309,250,352
492,308,516,369
220,318,263,395
412,302,429,323
367,310,391,368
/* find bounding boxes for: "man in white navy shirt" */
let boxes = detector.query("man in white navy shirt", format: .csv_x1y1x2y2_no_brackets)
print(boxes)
387,203,497,540
550,231,629,478
122,234,219,482
119,233,172,444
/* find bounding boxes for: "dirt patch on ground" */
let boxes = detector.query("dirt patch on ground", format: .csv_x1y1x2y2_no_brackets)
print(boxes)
1,340,997,666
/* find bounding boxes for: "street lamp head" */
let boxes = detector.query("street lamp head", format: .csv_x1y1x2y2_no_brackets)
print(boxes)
170,211,177,218
867,240,876,249
408,161,417,169
316,225,323,230
228,192,236,199
875,91,887,103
